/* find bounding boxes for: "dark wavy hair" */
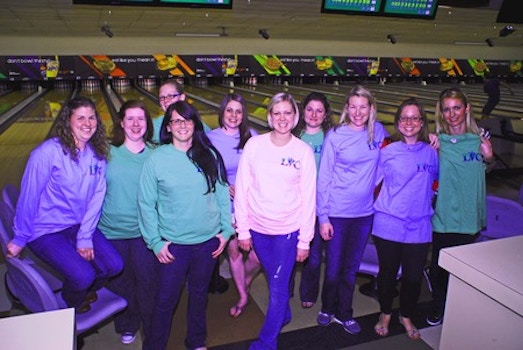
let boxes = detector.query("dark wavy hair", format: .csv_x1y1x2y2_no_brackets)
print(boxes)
51,96,109,162
161,101,228,194
293,92,334,137
111,100,154,146
218,93,253,150
391,98,430,143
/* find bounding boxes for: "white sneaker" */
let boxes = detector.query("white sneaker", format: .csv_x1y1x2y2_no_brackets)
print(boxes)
121,332,136,344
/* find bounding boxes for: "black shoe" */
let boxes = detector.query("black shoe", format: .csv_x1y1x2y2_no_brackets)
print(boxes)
208,275,229,294
426,313,443,326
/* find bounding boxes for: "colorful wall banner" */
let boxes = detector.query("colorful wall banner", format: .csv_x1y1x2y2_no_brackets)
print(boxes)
0,55,521,81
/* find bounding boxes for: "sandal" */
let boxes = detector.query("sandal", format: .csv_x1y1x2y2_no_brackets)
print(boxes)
229,301,249,318
301,301,314,309
399,315,421,340
374,313,390,337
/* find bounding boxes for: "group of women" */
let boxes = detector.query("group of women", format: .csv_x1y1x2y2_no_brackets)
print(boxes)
5,80,493,350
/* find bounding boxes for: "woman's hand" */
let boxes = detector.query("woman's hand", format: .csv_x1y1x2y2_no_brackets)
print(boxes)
296,248,309,262
6,241,23,258
480,134,494,163
212,233,227,258
428,133,440,149
77,247,94,261
238,238,253,252
156,241,174,264
320,222,334,241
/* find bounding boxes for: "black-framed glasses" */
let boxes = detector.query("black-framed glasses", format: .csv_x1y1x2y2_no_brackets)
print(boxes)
159,93,181,103
169,119,193,127
399,116,422,124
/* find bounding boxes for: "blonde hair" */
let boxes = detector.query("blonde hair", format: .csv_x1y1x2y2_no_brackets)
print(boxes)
338,85,378,143
434,87,481,135
266,92,300,129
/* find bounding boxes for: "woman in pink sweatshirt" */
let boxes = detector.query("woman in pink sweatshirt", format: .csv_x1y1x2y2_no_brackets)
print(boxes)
234,92,317,350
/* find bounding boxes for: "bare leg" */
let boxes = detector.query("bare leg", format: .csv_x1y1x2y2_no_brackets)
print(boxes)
244,249,261,289
227,237,249,316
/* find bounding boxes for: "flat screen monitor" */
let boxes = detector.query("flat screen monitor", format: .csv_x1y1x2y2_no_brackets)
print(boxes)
73,0,233,9
382,0,438,19
321,0,438,19
321,0,383,15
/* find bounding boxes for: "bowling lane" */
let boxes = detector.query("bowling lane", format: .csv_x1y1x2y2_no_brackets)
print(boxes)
0,89,71,189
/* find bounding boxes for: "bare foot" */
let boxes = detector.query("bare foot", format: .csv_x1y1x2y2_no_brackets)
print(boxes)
399,315,421,340
374,313,391,337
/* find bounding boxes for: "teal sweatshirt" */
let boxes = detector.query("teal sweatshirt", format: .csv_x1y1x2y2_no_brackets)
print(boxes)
98,144,152,240
432,133,487,234
138,144,233,254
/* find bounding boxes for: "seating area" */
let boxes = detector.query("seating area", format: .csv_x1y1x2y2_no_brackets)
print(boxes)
476,194,523,242
0,183,127,343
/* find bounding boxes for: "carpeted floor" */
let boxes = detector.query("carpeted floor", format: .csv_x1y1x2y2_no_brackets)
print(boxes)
209,301,435,350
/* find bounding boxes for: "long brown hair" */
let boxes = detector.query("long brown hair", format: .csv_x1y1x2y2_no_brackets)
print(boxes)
51,96,109,162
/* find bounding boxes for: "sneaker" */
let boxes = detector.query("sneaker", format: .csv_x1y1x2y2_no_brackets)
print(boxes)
316,311,333,326
426,313,443,326
121,332,136,345
334,317,361,335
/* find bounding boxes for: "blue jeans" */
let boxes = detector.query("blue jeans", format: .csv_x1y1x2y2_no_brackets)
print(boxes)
249,230,298,350
320,215,373,321
106,236,160,341
144,237,219,350
299,218,323,303
28,225,123,308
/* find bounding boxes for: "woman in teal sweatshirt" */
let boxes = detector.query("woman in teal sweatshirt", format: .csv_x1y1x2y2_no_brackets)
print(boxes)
138,100,233,350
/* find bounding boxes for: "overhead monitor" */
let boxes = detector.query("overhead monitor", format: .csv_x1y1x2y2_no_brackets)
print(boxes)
382,0,438,19
73,0,233,9
321,0,383,16
321,0,439,19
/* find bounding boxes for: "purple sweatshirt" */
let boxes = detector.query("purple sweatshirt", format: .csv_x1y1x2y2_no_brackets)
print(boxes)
12,138,106,249
317,123,388,223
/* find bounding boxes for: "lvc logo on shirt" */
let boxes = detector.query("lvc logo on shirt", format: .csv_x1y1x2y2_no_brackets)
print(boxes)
280,157,301,170
416,163,437,173
368,141,383,150
462,151,483,162
89,163,103,175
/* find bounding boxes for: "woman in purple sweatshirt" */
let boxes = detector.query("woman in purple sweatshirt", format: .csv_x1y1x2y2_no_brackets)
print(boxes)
7,96,123,314
316,85,388,335
372,98,438,340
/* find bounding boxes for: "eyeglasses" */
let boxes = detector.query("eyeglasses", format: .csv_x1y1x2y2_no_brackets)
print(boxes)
399,116,422,124
159,93,182,103
169,119,194,127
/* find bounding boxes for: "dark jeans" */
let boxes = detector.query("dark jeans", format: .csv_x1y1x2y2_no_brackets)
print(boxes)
143,237,219,350
299,219,323,303
28,225,123,308
429,231,478,315
373,235,430,317
106,236,159,341
320,215,373,321
250,230,298,350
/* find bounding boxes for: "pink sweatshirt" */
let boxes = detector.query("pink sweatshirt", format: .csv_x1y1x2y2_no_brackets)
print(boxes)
234,133,317,250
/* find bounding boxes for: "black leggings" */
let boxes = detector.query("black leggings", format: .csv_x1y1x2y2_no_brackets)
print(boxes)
429,232,478,315
373,235,430,317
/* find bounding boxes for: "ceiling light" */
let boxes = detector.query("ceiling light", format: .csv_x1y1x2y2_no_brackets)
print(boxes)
499,25,516,37
258,29,270,40
454,41,487,45
175,27,228,38
101,25,113,38
175,33,221,37
387,34,397,44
